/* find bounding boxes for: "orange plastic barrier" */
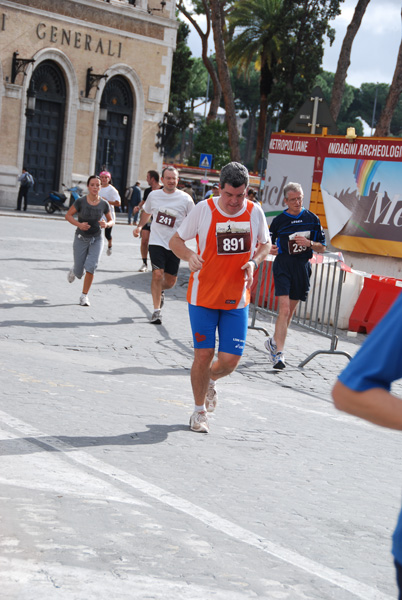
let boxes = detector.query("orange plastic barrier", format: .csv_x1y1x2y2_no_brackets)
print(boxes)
348,278,402,333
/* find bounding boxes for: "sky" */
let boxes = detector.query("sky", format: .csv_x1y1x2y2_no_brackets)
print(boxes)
185,0,402,89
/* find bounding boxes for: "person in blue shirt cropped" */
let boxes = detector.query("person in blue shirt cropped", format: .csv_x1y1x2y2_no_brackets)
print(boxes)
265,182,326,369
332,292,402,598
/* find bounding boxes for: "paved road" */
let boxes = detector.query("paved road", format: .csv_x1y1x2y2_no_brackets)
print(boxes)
0,210,400,599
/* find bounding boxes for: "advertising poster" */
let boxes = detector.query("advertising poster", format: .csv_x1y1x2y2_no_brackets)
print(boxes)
319,137,402,258
261,135,316,224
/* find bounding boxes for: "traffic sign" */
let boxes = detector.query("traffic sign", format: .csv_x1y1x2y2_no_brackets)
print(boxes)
199,153,213,169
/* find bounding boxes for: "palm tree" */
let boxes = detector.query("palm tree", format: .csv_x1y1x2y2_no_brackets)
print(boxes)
227,0,283,172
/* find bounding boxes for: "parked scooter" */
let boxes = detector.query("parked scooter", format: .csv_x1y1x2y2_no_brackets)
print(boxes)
44,183,83,214
67,183,84,208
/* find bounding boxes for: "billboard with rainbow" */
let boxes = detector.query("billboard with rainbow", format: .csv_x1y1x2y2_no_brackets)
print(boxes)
264,133,402,257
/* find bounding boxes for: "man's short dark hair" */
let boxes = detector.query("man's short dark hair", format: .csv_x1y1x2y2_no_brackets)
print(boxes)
161,166,178,178
147,170,160,183
220,162,249,189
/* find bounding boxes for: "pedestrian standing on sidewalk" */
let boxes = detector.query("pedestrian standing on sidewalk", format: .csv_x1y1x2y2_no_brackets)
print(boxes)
133,166,194,325
16,167,34,212
65,175,113,306
265,182,326,370
99,171,121,256
134,170,162,273
332,292,402,597
169,162,271,434
127,182,141,225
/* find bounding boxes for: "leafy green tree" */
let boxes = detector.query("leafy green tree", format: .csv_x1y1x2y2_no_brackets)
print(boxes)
165,20,194,155
188,57,210,113
315,71,363,135
354,83,389,134
209,0,241,160
230,66,260,168
227,0,283,172
270,0,342,131
177,0,230,122
177,0,240,159
189,119,231,170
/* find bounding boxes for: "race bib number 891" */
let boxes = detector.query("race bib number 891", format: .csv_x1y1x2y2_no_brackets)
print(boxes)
217,232,251,255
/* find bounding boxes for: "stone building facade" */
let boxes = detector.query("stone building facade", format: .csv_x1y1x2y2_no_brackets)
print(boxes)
0,0,177,206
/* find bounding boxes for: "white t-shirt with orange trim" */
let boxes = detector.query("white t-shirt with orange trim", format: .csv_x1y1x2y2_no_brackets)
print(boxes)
176,197,269,310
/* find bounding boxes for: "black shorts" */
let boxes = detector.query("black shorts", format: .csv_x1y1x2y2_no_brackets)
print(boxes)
273,254,312,301
142,222,151,232
149,245,180,276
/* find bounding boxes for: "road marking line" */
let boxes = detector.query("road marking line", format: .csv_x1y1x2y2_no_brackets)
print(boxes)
0,409,393,600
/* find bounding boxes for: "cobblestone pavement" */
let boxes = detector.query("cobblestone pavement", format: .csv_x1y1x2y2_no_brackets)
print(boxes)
0,209,400,600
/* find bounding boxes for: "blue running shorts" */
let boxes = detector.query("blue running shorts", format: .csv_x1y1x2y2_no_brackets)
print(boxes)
188,304,249,356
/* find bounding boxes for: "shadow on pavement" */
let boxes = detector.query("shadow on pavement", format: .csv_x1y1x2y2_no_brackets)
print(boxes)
0,423,190,456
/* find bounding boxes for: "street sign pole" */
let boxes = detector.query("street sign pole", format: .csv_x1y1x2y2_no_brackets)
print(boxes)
199,153,213,199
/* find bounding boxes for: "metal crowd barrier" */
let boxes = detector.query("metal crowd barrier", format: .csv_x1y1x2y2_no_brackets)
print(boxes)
249,253,352,368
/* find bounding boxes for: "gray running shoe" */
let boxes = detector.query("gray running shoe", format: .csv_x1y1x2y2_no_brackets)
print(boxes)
273,352,286,370
189,410,209,433
205,381,218,413
67,268,75,283
107,246,112,256
150,310,162,325
264,336,277,363
138,264,148,272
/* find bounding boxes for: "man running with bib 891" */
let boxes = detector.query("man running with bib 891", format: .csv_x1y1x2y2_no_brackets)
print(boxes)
170,162,271,433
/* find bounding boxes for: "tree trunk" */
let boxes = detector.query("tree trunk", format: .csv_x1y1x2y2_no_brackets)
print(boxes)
330,0,371,122
245,110,256,165
209,0,241,161
375,26,402,136
253,60,273,172
253,94,269,172
176,0,221,122
204,55,222,123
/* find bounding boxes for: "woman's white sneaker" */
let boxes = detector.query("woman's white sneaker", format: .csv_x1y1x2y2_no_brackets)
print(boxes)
79,294,90,306
67,268,75,283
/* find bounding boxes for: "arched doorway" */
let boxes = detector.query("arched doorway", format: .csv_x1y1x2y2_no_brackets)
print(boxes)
23,60,66,204
95,76,134,200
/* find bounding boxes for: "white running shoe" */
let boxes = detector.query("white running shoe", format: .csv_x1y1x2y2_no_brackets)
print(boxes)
205,381,218,413
107,247,112,256
138,264,148,272
79,294,90,306
189,410,209,433
150,310,162,324
264,336,277,363
273,352,286,370
67,268,75,283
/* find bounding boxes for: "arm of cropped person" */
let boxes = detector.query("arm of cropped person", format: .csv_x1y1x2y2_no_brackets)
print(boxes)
332,381,402,430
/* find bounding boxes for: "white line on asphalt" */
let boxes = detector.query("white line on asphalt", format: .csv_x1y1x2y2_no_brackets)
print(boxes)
0,409,393,600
